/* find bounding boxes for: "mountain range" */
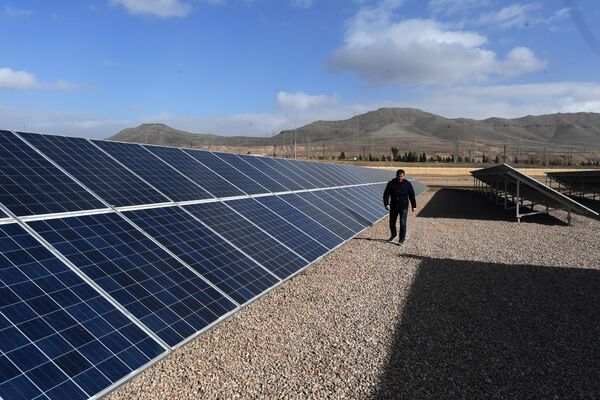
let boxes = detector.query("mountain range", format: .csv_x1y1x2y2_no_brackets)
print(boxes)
108,108,600,157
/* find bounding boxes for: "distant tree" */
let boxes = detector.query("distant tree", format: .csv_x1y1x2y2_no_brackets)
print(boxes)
457,155,463,162
464,156,470,163
482,154,489,163
391,147,400,161
338,151,346,160
494,155,500,163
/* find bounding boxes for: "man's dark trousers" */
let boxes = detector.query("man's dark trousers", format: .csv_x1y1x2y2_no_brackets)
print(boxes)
389,207,408,242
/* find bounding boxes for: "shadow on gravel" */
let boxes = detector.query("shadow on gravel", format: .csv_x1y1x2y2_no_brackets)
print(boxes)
417,188,567,225
569,197,600,219
373,254,600,399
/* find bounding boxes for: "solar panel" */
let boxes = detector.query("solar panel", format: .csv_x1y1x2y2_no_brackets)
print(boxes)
298,161,343,187
339,186,388,219
18,132,168,208
123,206,279,305
471,164,598,221
277,193,356,240
0,130,105,217
184,202,308,279
93,141,213,202
143,146,244,198
254,157,317,189
212,153,288,193
227,198,329,262
183,150,268,195
0,209,7,219
297,191,366,232
255,195,344,249
28,213,237,348
0,223,165,400
270,158,323,188
237,155,304,191
547,170,600,197
319,189,381,225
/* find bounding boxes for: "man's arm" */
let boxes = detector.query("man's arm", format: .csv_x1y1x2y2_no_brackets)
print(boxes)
383,182,390,210
408,182,417,211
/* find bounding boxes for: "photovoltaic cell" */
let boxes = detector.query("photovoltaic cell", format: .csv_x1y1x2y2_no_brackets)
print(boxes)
278,193,355,240
338,186,387,220
124,206,279,305
29,213,237,347
253,157,316,189
297,191,366,232
270,158,325,188
94,141,213,202
184,202,307,279
237,155,304,191
144,146,244,198
227,198,329,262
183,150,268,195
0,209,7,219
18,132,168,208
0,130,104,217
213,153,288,193
318,189,380,225
298,161,343,187
0,223,165,400
256,195,343,249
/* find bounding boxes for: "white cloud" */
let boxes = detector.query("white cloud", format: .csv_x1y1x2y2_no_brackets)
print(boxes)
0,67,81,90
109,0,192,18
328,13,546,85
276,91,338,112
409,81,600,118
4,6,32,16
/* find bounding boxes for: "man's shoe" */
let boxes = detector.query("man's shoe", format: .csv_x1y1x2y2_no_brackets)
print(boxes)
398,241,405,246
387,235,396,242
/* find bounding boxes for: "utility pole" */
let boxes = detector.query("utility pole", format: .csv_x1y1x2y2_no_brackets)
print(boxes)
503,144,507,163
294,114,298,160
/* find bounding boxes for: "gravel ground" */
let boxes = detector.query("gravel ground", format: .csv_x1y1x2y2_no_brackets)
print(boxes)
107,188,600,400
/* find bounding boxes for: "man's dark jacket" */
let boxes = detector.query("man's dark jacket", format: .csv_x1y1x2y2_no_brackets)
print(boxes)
383,179,417,210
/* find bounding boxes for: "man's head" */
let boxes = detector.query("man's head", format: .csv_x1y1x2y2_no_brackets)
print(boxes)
396,169,405,181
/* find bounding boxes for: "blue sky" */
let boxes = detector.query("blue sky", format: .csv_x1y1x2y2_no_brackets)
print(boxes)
1,0,599,138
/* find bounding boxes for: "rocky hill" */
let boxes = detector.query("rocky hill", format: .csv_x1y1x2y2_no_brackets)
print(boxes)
107,109,600,157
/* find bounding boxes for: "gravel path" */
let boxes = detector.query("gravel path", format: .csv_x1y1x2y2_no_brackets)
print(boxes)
107,189,600,400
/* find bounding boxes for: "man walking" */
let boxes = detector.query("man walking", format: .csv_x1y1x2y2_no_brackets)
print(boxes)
383,169,417,245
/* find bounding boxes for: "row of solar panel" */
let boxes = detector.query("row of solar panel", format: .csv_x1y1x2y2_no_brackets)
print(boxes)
0,183,388,400
0,130,390,218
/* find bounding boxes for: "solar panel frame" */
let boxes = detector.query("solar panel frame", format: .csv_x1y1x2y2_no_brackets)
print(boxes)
143,146,244,198
28,212,237,348
471,164,598,218
298,161,344,187
226,198,329,262
0,130,106,217
123,206,280,305
211,153,289,193
183,202,308,280
93,141,214,202
0,223,166,400
182,150,269,195
17,132,169,208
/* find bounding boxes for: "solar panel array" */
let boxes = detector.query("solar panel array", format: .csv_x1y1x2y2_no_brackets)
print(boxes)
0,129,423,400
